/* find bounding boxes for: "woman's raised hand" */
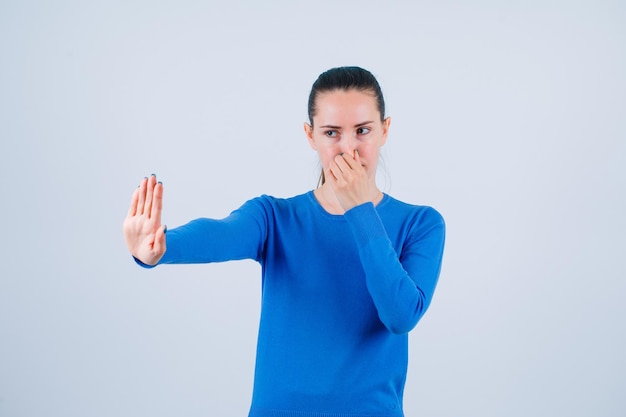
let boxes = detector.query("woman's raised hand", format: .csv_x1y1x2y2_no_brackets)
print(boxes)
123,174,166,266
326,150,372,212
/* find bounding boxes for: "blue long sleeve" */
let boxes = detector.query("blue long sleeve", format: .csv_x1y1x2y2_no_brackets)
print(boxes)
344,203,445,334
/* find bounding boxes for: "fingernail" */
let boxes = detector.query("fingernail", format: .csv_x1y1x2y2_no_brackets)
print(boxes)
157,181,163,185
151,173,156,177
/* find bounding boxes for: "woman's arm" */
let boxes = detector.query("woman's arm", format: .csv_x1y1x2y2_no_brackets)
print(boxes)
123,175,268,268
344,204,445,334
154,201,268,266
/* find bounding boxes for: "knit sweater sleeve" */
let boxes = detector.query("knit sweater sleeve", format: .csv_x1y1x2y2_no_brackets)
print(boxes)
344,202,445,334
135,197,269,268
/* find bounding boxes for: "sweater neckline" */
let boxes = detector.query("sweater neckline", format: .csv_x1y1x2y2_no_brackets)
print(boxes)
306,190,389,219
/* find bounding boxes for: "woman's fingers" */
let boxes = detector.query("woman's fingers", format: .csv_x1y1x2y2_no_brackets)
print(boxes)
134,175,161,218
137,177,148,215
329,154,349,181
123,175,166,265
127,187,140,217
352,149,361,166
153,224,167,259
343,150,364,172
331,152,362,184
150,181,163,222
144,174,156,218
327,151,371,212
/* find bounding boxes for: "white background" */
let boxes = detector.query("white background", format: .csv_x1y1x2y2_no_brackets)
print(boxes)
1,1,624,416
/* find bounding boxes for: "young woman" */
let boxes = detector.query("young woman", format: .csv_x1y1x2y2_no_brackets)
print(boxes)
123,66,445,417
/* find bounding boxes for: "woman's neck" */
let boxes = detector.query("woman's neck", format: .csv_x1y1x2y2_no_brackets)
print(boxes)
314,184,383,215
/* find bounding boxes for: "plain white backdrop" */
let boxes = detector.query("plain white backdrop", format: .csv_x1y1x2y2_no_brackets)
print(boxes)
1,1,624,416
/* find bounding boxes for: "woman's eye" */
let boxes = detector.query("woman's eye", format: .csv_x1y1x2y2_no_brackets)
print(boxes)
324,130,338,138
357,127,371,135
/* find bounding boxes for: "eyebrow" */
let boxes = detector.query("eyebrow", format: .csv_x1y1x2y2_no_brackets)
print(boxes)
320,121,374,129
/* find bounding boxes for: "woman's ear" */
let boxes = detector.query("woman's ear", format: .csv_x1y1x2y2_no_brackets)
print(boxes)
304,122,317,150
381,117,391,146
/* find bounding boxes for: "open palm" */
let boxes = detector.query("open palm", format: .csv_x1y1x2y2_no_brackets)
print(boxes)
122,175,166,266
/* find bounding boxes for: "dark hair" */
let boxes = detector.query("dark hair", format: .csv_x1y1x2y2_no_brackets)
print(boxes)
307,66,386,125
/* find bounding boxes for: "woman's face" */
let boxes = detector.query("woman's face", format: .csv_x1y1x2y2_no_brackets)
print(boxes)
305,89,390,183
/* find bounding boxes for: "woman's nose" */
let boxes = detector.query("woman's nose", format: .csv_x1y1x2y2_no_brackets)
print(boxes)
340,135,357,154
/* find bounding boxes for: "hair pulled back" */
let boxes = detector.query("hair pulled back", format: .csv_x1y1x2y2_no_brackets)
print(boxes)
307,66,386,125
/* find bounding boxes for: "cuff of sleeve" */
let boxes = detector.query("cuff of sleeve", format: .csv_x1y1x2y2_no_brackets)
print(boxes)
344,202,387,244
133,256,157,269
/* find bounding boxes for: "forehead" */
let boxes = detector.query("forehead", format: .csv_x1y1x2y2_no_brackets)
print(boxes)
314,89,379,123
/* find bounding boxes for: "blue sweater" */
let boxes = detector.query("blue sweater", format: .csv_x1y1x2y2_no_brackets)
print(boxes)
146,191,445,417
